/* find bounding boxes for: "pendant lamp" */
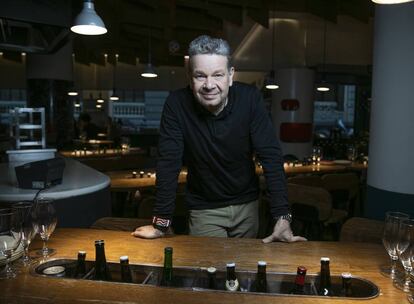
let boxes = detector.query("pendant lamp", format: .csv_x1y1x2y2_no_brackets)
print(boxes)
71,0,107,35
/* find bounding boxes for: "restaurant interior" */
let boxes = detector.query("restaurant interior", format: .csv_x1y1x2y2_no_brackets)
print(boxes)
1,1,414,303
0,0,414,241
0,0,413,255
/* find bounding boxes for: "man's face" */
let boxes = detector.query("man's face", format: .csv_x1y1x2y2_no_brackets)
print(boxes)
189,54,234,113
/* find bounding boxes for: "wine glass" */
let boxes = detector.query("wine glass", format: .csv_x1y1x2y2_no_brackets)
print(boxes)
381,211,409,279
31,198,57,258
12,202,37,266
394,218,414,292
0,209,22,279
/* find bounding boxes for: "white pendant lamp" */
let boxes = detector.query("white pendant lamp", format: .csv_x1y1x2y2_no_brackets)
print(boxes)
71,0,107,35
316,19,330,92
141,29,158,78
266,8,279,90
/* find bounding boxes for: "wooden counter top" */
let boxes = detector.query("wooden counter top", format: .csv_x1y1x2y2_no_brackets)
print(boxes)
0,228,407,304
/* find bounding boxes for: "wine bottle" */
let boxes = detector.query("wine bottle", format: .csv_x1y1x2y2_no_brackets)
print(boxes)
207,266,217,289
255,261,267,293
290,266,307,294
225,262,240,292
74,251,86,278
120,255,133,283
161,247,173,286
341,272,352,297
319,257,333,296
93,240,111,281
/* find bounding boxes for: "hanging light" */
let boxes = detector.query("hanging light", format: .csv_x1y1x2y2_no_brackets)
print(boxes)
141,63,158,78
141,28,158,78
68,90,78,96
265,71,279,90
316,18,330,92
71,0,107,35
68,54,79,96
372,0,414,4
265,5,279,90
97,92,104,103
110,54,120,100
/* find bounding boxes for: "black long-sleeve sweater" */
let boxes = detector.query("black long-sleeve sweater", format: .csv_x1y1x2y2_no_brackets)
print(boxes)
154,81,289,219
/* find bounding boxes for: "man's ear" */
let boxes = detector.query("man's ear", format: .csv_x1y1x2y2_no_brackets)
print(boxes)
229,67,235,86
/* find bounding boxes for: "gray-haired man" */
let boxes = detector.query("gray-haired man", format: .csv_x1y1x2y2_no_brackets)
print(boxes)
132,35,305,243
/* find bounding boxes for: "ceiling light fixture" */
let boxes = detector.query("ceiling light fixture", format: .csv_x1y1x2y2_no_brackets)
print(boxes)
71,0,107,36
97,92,104,103
68,53,79,96
265,4,279,90
141,28,158,78
371,0,414,4
110,54,120,101
316,18,330,92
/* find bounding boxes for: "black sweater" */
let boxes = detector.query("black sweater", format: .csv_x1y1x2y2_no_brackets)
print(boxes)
154,82,289,219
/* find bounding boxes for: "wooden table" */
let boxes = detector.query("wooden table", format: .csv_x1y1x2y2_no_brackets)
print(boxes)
108,170,187,191
0,228,407,304
107,163,367,191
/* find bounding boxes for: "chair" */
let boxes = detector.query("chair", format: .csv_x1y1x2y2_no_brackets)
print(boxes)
321,173,360,217
287,183,332,240
288,175,323,188
339,217,384,243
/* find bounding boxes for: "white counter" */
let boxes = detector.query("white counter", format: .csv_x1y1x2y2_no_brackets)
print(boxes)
0,158,110,202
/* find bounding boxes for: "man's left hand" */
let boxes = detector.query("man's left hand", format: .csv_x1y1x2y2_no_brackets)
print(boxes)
262,219,307,243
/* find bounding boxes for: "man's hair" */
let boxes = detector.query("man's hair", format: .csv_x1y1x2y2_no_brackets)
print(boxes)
188,35,232,70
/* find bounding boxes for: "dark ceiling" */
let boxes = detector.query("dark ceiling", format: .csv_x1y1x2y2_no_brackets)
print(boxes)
0,0,374,67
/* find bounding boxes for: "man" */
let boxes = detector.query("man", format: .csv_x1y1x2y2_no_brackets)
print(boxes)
132,35,305,243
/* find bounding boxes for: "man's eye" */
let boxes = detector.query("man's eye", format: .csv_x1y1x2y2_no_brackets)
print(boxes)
195,75,206,80
214,74,224,78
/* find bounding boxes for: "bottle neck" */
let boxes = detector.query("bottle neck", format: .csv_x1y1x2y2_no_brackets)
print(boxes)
95,244,106,262
258,265,266,275
227,267,236,281
164,253,172,269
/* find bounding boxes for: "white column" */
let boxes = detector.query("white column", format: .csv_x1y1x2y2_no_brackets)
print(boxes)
365,2,414,218
271,67,315,160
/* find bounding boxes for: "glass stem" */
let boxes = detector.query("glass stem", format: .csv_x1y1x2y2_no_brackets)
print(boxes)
5,255,13,278
23,246,29,262
42,239,48,256
403,269,412,292
390,257,398,278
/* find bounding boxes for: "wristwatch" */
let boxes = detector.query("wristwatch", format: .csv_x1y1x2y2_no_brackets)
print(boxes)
274,213,293,223
152,216,171,232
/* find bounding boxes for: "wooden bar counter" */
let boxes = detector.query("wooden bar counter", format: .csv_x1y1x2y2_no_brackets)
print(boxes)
0,228,407,304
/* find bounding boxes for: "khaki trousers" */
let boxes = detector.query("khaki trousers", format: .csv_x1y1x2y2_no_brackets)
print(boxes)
188,200,259,238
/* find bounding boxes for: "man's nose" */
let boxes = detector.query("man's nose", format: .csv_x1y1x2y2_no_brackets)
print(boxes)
203,77,214,89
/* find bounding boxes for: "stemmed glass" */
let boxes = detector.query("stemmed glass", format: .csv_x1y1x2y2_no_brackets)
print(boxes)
12,202,37,266
381,211,409,279
394,219,414,292
31,198,57,258
0,209,22,279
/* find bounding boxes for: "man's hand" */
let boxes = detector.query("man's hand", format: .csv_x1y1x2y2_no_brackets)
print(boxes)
131,225,165,239
262,219,307,243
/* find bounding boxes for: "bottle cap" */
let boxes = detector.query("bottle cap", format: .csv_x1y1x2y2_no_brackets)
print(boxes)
165,247,173,253
258,261,267,266
297,266,307,273
341,272,352,279
207,267,217,274
320,257,330,262
226,262,235,268
120,255,129,261
43,266,66,276
95,240,104,245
